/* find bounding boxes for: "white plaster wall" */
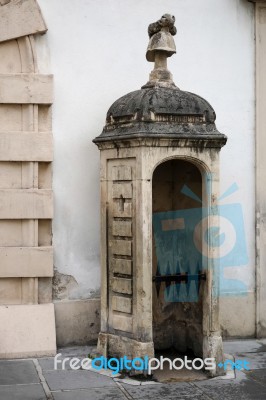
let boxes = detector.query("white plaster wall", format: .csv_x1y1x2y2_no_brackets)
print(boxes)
37,0,255,301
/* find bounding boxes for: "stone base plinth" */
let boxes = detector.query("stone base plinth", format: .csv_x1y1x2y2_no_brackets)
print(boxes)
0,304,56,358
203,334,225,377
97,332,154,360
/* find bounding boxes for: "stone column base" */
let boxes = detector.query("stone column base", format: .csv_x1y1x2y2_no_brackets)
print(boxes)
203,334,225,377
97,332,154,360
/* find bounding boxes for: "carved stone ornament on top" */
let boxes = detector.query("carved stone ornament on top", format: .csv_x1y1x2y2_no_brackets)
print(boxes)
144,13,177,89
94,12,226,143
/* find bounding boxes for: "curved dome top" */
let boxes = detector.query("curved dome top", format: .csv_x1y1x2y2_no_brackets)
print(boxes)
94,87,224,141
107,87,216,123
93,13,227,145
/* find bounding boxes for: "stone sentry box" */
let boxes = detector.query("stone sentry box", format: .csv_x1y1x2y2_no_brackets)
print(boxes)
93,14,227,376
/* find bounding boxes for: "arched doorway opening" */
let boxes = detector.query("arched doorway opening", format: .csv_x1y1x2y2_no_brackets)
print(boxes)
152,159,205,357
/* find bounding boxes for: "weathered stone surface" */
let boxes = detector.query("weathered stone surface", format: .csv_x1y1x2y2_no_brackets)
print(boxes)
43,370,116,391
112,295,132,313
96,141,224,375
112,165,132,181
0,189,53,219
0,74,53,104
0,304,56,358
112,183,132,199
111,240,132,256
0,131,53,161
52,388,126,400
236,352,266,369
112,277,132,295
52,270,78,301
113,314,133,332
0,2,54,359
220,294,256,338
94,13,226,378
223,339,266,355
111,258,132,275
0,246,53,277
54,299,100,346
144,13,177,88
195,373,266,400
146,14,176,62
94,88,227,143
112,220,132,237
113,201,132,218
122,382,203,399
97,332,154,359
38,277,53,303
0,384,46,400
0,360,39,385
0,0,47,43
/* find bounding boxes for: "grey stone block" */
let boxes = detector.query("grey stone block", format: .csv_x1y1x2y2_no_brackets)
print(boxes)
121,382,205,399
57,346,96,358
38,357,55,371
0,384,46,399
223,340,264,355
245,368,266,385
0,360,39,385
234,352,266,369
195,374,266,400
38,357,83,371
43,370,116,391
52,387,126,400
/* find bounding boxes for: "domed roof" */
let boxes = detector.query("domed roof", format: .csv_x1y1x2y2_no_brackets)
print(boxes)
94,87,225,142
93,14,227,145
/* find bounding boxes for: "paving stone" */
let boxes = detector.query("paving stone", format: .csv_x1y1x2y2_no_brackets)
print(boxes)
0,360,39,385
38,357,55,371
195,373,266,400
257,340,266,353
57,346,96,358
140,380,162,385
211,369,235,380
223,340,263,355
0,383,46,399
122,382,205,399
39,357,85,371
43,369,116,391
114,377,141,385
39,356,122,378
52,387,126,400
244,368,266,385
234,352,266,370
96,368,120,378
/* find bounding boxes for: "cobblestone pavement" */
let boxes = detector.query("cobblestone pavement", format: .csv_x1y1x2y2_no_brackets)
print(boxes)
0,340,266,399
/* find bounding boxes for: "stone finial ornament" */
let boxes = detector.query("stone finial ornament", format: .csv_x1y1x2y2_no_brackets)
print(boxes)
143,13,177,89
148,14,177,38
147,14,176,61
